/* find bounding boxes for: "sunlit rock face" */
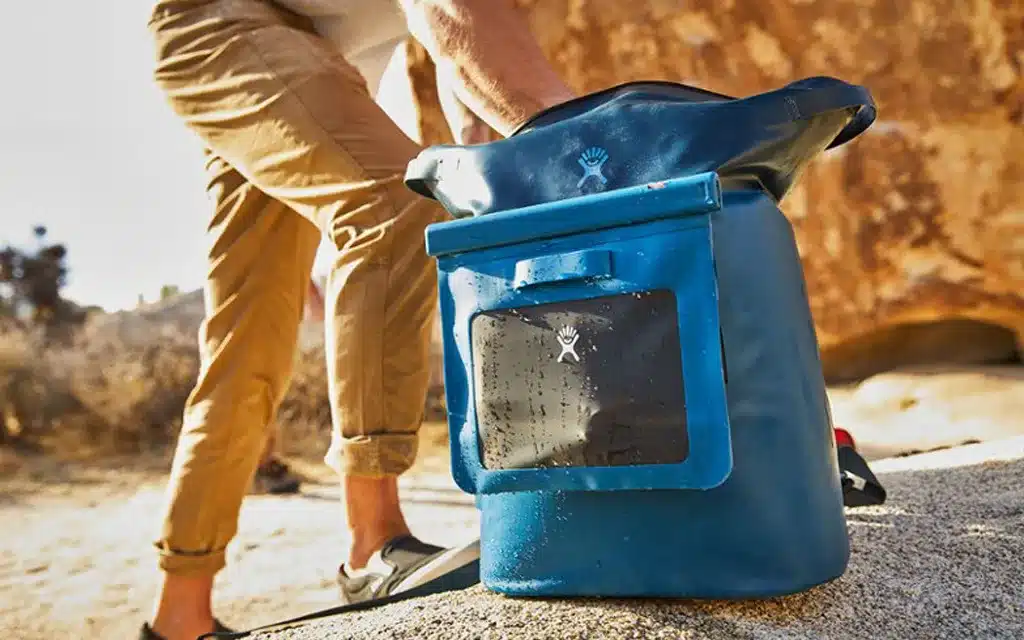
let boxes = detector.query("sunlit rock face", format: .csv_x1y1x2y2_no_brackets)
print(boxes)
390,0,1023,379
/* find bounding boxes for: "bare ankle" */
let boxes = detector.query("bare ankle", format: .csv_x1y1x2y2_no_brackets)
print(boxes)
151,573,216,640
343,475,411,569
347,521,412,569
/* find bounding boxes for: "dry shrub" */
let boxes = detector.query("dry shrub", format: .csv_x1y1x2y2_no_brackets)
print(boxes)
0,293,448,463
0,334,58,447
0,332,95,454
0,325,198,456
61,330,200,453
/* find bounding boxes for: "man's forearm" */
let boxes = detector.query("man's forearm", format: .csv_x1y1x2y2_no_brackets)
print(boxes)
437,81,496,144
400,0,575,137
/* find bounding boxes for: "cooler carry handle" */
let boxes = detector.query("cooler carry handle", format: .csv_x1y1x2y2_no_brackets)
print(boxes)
739,76,876,150
513,76,875,150
513,249,613,289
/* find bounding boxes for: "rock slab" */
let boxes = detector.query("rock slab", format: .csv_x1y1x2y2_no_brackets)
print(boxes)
256,438,1024,640
394,0,1024,379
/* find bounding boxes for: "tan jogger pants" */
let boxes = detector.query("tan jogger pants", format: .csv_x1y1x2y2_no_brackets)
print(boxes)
148,0,444,575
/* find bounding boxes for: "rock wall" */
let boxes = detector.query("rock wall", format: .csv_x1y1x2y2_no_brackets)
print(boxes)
394,0,1024,379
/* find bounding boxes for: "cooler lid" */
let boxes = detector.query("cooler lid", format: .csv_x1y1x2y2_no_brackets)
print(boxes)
424,171,721,258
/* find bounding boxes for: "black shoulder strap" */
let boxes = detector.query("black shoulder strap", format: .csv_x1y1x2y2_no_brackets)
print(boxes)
838,445,887,507
201,561,481,639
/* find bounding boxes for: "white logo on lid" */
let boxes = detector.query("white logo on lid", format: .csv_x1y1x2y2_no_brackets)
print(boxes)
576,147,609,188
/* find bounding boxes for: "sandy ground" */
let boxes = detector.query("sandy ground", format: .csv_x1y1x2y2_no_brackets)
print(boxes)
826,366,1024,460
0,441,476,640
255,438,1024,640
1,366,1022,640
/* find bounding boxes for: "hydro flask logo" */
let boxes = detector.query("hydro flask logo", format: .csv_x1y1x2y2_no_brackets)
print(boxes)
576,146,609,188
556,325,581,363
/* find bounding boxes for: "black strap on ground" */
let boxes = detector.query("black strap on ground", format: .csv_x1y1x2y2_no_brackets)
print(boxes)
205,447,886,638
838,446,888,507
201,560,481,639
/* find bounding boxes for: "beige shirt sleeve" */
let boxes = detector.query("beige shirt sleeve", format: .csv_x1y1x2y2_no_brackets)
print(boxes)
273,0,411,95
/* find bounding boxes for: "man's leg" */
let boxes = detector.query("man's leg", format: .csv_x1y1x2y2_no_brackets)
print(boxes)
151,151,320,639
149,0,444,586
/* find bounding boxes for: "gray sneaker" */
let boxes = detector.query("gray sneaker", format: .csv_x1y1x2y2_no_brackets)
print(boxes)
338,536,480,604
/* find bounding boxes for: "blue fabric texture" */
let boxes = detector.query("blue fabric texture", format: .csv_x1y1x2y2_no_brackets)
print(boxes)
410,77,876,598
406,76,874,218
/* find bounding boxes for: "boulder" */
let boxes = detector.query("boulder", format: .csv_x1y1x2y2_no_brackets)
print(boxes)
389,0,1024,380
255,439,1024,640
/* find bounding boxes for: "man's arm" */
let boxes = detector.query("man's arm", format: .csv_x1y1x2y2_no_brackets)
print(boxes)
436,80,496,144
399,0,575,137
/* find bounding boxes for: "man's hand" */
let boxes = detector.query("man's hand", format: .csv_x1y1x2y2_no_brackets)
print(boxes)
399,0,575,137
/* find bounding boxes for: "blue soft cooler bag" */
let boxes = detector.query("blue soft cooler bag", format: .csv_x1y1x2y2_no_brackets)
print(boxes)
404,77,877,599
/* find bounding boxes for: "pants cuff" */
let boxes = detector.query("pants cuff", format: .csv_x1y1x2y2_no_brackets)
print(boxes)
156,543,228,577
325,433,419,477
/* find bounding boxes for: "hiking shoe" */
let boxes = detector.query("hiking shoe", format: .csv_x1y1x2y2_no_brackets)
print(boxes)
338,536,480,604
251,458,302,495
139,619,234,640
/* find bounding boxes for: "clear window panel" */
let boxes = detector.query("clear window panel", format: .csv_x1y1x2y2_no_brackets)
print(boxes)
471,289,688,470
